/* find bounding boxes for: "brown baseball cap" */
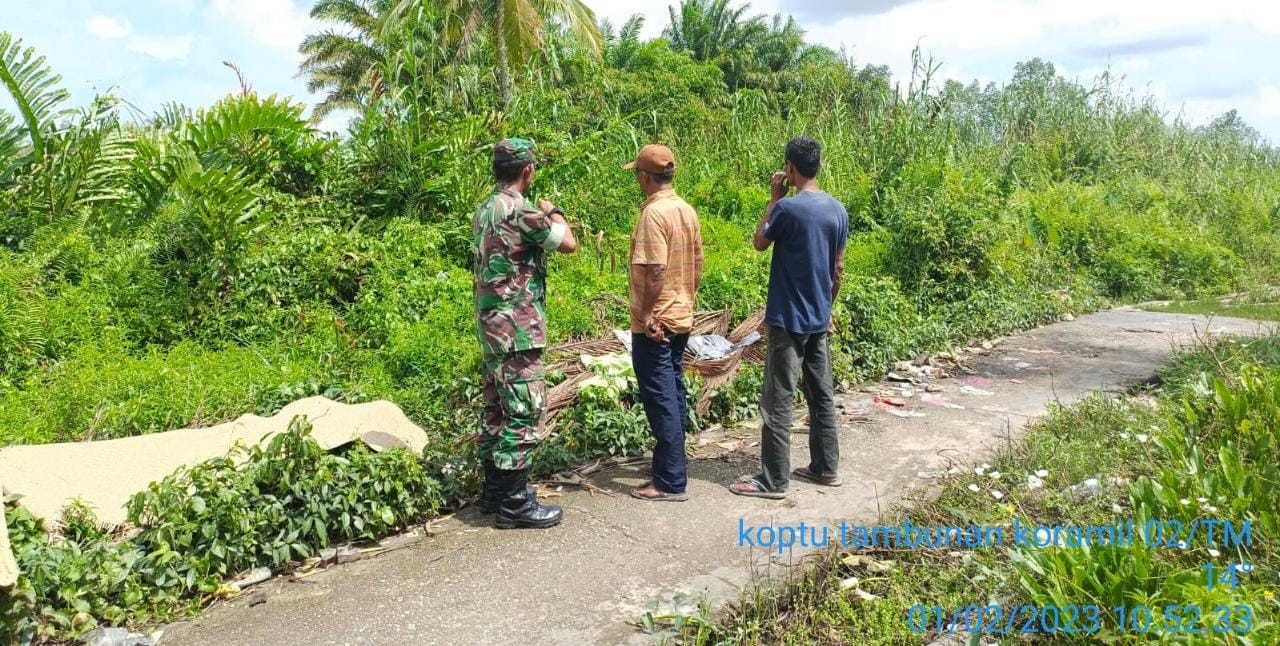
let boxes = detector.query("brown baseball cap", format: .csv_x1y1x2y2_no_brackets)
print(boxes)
623,144,677,174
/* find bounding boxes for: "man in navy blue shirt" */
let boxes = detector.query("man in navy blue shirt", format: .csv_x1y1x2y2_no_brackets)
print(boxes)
730,136,848,499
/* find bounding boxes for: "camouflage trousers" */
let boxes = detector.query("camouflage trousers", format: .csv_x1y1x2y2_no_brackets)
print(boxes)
480,349,546,471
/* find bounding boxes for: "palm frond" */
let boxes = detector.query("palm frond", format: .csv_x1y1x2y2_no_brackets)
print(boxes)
0,282,47,374
153,102,194,130
533,0,602,55
0,109,25,184
501,0,545,66
133,94,309,216
311,0,382,32
0,32,70,161
44,98,137,215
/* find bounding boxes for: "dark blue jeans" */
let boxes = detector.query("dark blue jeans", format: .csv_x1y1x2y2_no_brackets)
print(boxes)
631,331,690,494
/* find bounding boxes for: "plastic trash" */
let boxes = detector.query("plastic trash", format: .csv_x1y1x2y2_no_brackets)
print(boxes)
230,566,272,591
613,329,633,352
618,330,762,360
1067,477,1102,500
687,334,734,359
922,394,965,409
885,409,926,418
84,628,155,646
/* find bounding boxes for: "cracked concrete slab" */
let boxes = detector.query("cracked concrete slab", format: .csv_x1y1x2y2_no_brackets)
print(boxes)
160,309,1273,645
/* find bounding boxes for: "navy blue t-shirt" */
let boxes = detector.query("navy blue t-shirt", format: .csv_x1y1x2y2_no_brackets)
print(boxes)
762,190,849,334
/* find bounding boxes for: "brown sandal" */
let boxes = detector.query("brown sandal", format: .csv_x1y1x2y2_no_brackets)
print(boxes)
631,481,689,502
792,467,843,487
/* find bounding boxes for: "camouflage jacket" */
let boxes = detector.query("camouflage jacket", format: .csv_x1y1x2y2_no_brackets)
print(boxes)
472,186,567,355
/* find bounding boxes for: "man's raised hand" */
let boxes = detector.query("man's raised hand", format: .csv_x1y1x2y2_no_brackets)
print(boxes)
770,172,790,201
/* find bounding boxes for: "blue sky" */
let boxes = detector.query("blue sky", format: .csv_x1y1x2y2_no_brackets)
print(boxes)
4,0,332,126
4,0,1278,141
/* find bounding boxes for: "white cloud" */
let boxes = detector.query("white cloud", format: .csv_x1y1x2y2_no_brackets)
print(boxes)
16,0,1278,141
584,0,1279,139
127,34,194,62
210,0,317,55
1259,86,1280,119
588,1,672,39
1181,85,1280,125
88,15,132,40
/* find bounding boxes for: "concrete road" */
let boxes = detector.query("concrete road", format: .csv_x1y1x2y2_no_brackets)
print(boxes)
161,309,1273,646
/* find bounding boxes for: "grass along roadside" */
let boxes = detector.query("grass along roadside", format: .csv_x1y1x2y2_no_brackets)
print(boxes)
1141,290,1280,322
665,334,1280,644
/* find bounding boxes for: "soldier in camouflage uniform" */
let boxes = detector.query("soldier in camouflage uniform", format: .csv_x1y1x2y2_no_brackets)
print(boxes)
473,138,577,529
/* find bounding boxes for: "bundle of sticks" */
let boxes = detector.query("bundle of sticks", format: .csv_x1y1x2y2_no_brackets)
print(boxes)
543,308,767,427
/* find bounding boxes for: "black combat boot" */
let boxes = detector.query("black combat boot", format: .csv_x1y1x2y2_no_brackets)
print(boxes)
478,460,537,514
477,460,503,514
495,468,563,529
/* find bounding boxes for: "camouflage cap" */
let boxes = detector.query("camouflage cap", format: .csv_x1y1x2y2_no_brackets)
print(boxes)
493,138,537,164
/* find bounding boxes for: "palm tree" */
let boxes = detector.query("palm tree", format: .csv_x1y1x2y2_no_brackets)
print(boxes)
663,0,763,64
387,0,603,109
298,0,394,119
752,14,806,73
601,15,646,70
301,0,468,118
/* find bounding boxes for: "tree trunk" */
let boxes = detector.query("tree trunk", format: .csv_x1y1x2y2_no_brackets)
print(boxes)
495,1,512,110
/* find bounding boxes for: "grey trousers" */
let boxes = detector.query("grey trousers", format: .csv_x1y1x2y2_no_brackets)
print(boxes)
758,325,839,492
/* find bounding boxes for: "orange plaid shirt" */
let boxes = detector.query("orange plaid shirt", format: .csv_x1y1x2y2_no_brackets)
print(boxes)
628,189,703,334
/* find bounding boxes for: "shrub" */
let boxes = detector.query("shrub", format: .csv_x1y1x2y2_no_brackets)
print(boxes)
3,417,441,643
882,159,1005,297
832,276,942,381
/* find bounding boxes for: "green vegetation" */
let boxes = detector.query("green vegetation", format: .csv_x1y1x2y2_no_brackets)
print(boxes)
1143,295,1280,322
2,0,1279,640
683,335,1280,644
2,417,441,643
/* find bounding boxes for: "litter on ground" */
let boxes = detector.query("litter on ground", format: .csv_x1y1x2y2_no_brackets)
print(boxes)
885,409,927,418
873,395,906,407
921,394,965,409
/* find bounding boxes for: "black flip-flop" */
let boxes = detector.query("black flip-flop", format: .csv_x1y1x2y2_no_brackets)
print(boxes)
728,476,786,499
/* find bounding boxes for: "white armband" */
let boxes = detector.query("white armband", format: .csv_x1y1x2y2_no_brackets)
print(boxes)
542,221,568,250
